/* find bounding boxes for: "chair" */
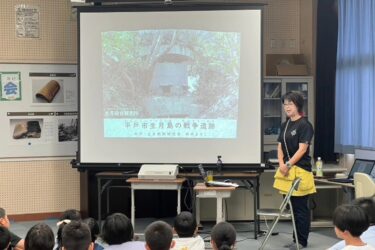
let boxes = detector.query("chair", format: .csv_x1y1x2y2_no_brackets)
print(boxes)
354,173,375,198
257,178,301,250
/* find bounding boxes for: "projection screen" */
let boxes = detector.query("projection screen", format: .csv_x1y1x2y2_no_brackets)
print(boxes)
79,5,262,164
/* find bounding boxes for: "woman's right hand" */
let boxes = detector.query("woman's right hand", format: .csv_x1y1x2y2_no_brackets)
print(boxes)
279,163,289,176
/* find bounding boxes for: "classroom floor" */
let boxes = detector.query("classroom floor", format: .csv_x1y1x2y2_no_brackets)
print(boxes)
11,218,339,250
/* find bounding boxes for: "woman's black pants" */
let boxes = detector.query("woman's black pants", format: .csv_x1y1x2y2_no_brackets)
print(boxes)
291,195,310,247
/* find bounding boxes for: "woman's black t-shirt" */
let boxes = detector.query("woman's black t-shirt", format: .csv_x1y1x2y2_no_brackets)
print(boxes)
277,117,314,171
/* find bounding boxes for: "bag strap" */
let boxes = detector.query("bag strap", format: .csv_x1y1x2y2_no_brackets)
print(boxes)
283,119,291,160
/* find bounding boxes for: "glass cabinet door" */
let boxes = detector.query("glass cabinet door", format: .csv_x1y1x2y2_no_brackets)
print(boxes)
263,77,314,154
263,81,282,140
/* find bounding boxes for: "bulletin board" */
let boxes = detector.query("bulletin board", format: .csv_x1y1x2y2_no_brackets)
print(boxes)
0,64,77,158
0,0,77,64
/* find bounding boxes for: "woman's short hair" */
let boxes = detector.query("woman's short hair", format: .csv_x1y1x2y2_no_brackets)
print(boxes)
281,91,304,113
211,222,236,250
25,223,54,250
101,213,134,245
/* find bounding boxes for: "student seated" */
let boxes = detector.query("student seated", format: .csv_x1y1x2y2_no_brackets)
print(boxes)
56,209,82,250
331,204,375,250
329,196,375,250
82,218,104,250
101,213,144,250
145,221,175,250
24,223,54,250
0,226,11,250
0,208,24,250
56,222,69,250
59,209,81,222
210,222,236,250
61,221,93,250
171,212,204,250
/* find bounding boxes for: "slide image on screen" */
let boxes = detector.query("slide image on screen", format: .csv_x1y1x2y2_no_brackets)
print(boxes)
102,29,240,139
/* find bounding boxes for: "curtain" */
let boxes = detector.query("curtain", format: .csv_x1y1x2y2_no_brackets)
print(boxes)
314,0,338,162
335,0,375,153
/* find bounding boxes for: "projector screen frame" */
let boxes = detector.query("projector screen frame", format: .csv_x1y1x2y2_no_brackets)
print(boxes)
76,3,265,169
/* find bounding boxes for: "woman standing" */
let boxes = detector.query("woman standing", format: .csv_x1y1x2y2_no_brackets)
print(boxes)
276,91,316,250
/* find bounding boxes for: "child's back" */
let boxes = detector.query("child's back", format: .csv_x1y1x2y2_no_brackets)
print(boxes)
333,204,375,250
172,236,205,250
172,212,204,250
342,245,375,250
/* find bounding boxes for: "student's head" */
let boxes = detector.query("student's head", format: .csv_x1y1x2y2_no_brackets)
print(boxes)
281,91,304,114
353,197,375,225
57,220,71,250
57,209,81,249
333,204,369,239
24,223,54,250
62,221,93,250
60,209,81,221
101,213,134,245
145,221,174,250
0,226,11,250
173,211,197,238
82,218,100,243
211,222,236,250
0,208,10,228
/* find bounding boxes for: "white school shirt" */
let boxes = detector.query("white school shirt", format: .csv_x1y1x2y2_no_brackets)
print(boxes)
171,236,205,250
104,241,145,250
342,245,375,250
328,226,375,250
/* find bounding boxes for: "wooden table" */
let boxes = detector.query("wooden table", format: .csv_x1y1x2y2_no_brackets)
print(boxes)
180,171,261,239
96,171,262,238
126,177,186,229
194,183,237,224
312,178,354,227
314,178,355,188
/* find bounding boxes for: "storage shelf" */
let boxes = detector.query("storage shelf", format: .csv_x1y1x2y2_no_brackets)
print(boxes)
263,76,314,154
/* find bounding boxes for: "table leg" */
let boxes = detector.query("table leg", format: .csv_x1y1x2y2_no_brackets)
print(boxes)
177,185,181,214
254,176,260,239
98,178,102,226
131,187,135,229
196,195,200,226
106,187,110,215
217,196,223,223
223,199,226,222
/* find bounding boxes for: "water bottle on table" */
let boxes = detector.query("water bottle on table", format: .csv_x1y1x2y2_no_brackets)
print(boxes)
316,157,323,177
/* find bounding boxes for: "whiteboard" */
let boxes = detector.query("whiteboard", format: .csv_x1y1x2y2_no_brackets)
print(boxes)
0,64,77,159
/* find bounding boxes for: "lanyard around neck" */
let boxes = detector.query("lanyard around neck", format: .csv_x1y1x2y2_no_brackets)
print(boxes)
283,119,291,160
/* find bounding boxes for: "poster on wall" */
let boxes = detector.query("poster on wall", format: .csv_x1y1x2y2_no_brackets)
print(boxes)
15,5,40,39
0,64,77,159
0,72,22,101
